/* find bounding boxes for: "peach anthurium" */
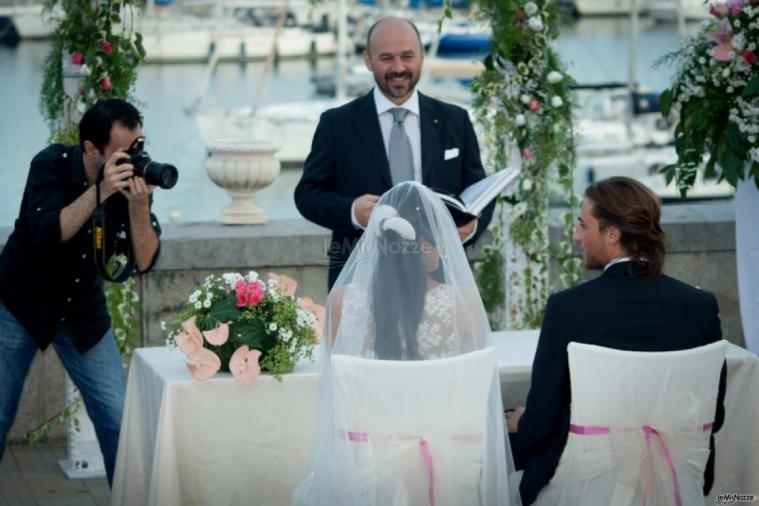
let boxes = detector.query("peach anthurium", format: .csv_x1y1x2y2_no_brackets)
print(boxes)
174,330,202,355
185,347,221,380
202,322,230,346
229,345,262,384
268,272,298,297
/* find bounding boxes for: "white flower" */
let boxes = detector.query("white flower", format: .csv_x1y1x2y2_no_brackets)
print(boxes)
76,100,87,114
699,57,706,65
203,300,211,308
750,136,757,144
160,320,167,331
523,179,533,191
515,114,526,126
732,33,746,51
733,18,741,29
246,271,259,281
79,64,91,76
551,96,563,107
528,16,543,32
194,301,202,309
723,68,731,78
524,2,538,16
269,323,278,332
547,71,563,83
520,94,531,104
727,86,734,93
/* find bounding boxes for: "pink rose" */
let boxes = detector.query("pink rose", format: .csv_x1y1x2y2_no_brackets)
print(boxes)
529,99,540,112
100,76,112,91
246,281,265,307
71,52,84,65
523,148,532,160
103,40,113,55
744,50,756,65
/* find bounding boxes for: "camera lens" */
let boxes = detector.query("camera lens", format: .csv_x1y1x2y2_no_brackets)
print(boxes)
136,160,178,189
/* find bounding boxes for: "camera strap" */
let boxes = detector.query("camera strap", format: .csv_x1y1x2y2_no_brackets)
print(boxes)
92,174,134,283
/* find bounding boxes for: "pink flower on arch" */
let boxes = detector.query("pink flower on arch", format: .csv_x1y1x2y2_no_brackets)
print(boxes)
100,76,112,91
529,99,540,112
185,347,221,380
71,52,84,65
103,40,113,55
229,345,262,384
729,0,743,16
202,322,229,346
523,148,532,160
744,50,756,65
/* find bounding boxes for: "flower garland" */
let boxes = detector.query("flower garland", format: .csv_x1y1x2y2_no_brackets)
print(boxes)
461,0,581,327
659,0,759,194
40,0,145,141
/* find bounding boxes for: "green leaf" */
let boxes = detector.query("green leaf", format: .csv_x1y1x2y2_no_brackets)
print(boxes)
207,294,241,325
228,318,269,349
743,75,759,97
659,88,673,117
660,163,676,184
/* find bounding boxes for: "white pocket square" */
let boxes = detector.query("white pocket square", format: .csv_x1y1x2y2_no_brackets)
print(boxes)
444,148,460,160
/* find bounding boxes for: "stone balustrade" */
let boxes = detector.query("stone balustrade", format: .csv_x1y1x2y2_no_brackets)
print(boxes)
0,200,740,442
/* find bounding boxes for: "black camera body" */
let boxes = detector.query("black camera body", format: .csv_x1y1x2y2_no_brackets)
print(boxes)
117,136,178,189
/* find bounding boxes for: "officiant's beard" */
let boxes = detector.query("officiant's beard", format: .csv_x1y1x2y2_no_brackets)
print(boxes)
376,70,421,102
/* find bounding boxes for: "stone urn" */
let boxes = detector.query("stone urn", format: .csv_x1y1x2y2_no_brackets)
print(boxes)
205,141,280,225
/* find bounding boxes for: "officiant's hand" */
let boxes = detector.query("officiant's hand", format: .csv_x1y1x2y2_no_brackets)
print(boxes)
354,194,380,228
457,217,478,242
505,406,525,433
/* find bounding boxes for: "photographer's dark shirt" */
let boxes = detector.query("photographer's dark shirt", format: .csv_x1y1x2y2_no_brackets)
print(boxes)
0,144,161,353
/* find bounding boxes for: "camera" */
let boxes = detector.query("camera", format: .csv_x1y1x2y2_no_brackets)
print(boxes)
117,136,178,189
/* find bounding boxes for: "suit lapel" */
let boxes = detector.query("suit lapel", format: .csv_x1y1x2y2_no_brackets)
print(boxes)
419,93,442,185
350,92,393,188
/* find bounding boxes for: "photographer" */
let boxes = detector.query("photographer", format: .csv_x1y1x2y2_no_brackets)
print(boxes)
0,99,162,486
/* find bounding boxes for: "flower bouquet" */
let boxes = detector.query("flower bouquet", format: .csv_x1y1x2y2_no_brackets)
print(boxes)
167,272,324,383
659,0,759,195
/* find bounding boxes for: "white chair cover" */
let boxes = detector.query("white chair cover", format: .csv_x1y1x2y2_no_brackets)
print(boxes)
534,340,727,506
329,347,497,506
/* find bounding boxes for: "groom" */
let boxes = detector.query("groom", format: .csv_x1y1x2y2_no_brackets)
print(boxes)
294,16,494,289
507,176,727,505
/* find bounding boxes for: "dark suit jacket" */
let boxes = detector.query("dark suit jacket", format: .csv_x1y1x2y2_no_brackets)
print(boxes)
294,90,494,288
514,262,727,505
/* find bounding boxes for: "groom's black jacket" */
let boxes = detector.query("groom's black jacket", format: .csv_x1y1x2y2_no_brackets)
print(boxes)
294,91,494,288
514,262,726,505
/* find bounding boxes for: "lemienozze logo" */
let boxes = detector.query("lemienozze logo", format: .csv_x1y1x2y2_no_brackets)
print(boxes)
716,493,758,504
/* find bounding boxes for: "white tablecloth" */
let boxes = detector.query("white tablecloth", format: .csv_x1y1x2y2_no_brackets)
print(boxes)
111,332,759,505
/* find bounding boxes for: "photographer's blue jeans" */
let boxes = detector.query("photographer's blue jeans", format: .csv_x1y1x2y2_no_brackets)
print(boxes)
0,301,126,486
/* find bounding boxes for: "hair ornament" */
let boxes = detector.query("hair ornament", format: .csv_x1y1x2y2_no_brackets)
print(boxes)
382,217,416,241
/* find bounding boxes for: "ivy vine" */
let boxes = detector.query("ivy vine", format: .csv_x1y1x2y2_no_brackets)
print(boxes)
460,0,582,327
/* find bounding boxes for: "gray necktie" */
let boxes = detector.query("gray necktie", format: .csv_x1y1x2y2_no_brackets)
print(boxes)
388,108,414,184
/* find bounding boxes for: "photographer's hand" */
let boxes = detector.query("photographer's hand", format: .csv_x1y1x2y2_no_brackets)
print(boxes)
120,176,155,203
99,150,134,201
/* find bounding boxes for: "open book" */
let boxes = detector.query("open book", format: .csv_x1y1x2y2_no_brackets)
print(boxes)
433,167,521,226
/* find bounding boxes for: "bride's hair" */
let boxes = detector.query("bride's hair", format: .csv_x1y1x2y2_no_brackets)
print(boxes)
371,187,432,360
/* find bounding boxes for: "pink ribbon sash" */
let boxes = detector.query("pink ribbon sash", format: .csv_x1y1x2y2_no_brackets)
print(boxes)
346,431,436,506
569,422,714,506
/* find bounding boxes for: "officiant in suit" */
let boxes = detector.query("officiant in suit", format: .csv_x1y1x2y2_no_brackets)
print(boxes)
294,16,494,288
506,176,727,505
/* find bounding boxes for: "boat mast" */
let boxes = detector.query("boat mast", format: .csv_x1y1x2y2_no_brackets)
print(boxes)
627,0,639,142
336,0,347,100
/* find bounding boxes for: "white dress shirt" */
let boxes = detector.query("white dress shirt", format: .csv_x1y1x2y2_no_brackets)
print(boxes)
604,257,631,271
351,87,476,242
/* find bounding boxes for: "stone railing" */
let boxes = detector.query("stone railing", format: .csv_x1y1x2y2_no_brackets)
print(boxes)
1,200,740,442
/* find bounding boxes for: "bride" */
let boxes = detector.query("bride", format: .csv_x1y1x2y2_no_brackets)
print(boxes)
292,182,517,505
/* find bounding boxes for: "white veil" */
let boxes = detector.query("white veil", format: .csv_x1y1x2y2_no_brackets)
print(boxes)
292,182,517,505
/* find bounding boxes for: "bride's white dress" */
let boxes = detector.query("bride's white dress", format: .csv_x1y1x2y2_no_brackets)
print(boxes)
340,283,470,359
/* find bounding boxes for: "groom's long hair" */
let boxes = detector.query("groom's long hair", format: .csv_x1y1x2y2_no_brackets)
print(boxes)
585,176,666,277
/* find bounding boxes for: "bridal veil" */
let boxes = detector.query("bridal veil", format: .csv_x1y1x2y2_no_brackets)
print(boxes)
292,182,517,505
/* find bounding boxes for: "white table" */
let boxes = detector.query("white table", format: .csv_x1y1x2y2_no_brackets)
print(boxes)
111,332,759,505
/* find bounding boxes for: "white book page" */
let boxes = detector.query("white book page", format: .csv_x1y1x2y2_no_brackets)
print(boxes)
460,167,521,215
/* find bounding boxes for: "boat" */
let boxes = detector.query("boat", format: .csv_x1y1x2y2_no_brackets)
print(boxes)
0,3,60,39
573,0,652,16
644,0,710,22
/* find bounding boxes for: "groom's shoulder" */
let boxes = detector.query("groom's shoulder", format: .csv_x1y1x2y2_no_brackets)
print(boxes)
659,273,718,306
